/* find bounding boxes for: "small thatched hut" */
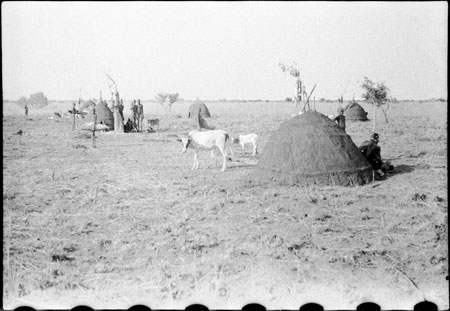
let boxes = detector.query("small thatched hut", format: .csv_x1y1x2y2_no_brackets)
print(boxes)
85,102,114,130
344,101,369,121
188,101,211,119
252,111,373,186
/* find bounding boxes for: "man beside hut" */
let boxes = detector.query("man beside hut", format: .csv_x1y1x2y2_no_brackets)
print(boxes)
359,133,393,177
333,107,346,132
118,99,124,121
137,99,144,132
113,92,124,133
24,104,29,120
130,100,138,131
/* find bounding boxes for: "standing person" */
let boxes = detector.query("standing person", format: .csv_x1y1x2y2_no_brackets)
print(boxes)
113,91,124,132
333,107,346,132
24,104,29,120
137,99,144,132
118,99,125,122
113,103,124,133
130,100,138,131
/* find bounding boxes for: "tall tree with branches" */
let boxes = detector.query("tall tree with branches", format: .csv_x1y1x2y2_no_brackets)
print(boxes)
279,62,317,112
361,77,391,131
279,62,303,108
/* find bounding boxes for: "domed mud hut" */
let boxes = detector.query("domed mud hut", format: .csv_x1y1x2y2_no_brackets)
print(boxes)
252,111,373,186
85,102,114,130
188,101,211,119
344,101,369,121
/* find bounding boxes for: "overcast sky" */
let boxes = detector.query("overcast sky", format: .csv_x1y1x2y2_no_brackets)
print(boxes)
2,1,447,101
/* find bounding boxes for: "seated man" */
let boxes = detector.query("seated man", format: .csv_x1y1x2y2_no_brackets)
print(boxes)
359,133,393,177
124,118,134,133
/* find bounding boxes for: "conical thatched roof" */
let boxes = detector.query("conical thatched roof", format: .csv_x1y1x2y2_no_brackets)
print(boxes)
85,102,114,130
344,101,369,121
252,111,373,186
188,101,211,119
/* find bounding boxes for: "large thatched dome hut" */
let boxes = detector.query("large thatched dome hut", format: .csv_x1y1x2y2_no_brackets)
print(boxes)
85,102,114,130
252,111,373,186
188,101,211,119
344,101,369,121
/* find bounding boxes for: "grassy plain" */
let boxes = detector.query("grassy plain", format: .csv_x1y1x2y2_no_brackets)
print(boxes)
2,99,448,309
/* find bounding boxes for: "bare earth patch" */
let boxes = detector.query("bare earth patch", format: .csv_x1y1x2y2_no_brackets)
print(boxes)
3,101,448,309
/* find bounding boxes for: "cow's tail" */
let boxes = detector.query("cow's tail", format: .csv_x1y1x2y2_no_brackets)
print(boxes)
224,133,229,142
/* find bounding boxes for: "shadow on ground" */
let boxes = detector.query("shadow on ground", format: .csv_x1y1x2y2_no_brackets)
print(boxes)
389,164,415,176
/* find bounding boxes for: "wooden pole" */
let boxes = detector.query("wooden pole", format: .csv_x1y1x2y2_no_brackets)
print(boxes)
72,102,76,131
372,99,376,132
92,108,97,148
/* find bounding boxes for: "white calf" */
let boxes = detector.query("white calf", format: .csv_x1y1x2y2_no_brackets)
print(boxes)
234,133,258,156
80,122,110,131
178,130,230,172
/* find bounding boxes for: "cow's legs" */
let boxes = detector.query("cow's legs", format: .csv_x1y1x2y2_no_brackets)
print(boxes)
252,144,258,156
192,152,200,170
218,147,227,172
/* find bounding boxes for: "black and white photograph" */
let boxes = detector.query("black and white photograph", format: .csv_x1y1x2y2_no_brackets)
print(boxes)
2,2,448,309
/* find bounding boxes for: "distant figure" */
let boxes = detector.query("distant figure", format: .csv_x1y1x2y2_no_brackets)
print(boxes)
137,99,144,132
124,118,134,133
24,104,29,119
333,107,346,131
118,99,124,121
147,118,160,132
130,100,138,131
113,104,124,132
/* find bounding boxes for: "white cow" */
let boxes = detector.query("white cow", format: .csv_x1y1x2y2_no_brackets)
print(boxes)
178,130,231,172
80,122,110,131
233,133,258,156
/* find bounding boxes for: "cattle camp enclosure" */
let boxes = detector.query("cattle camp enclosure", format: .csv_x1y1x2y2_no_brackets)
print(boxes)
2,99,448,309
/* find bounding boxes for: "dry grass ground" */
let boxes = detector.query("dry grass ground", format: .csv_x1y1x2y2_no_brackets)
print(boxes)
2,100,448,309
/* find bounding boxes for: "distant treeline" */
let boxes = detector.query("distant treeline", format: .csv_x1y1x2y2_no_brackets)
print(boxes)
3,98,446,104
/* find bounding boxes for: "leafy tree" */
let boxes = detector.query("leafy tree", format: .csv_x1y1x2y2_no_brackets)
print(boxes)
156,93,179,111
361,77,391,130
167,93,179,110
156,93,169,109
18,92,48,108
17,96,28,108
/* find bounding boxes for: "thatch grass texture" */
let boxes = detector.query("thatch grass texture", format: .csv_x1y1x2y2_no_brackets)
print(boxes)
344,101,369,121
253,111,373,186
85,102,115,130
188,102,211,119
